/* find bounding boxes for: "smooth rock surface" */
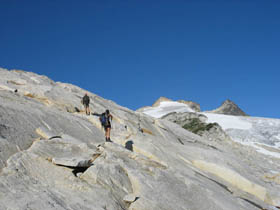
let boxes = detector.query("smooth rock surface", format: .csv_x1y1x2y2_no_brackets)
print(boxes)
0,68,279,210
123,194,137,203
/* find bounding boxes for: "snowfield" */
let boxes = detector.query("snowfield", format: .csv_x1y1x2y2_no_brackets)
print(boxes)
141,101,280,159
141,101,194,118
203,112,252,130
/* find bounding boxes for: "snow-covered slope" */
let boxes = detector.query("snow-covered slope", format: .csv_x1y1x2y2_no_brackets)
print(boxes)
140,101,195,118
141,101,280,159
203,112,252,130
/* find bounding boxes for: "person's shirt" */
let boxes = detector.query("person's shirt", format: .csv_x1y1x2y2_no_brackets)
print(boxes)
82,95,90,105
107,114,113,123
104,113,112,123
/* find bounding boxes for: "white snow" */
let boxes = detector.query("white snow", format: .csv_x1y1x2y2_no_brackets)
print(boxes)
274,134,280,141
203,113,252,130
275,142,280,148
142,101,252,130
142,101,194,118
141,101,280,159
236,141,280,159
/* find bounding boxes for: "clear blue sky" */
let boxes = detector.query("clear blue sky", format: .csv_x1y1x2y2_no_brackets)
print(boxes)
0,0,279,118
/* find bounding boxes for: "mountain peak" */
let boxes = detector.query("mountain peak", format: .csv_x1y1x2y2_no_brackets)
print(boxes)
177,100,201,112
210,99,248,116
152,96,173,107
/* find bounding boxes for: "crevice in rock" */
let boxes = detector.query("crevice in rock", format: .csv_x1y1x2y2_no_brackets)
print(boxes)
177,138,184,145
49,136,62,140
0,124,14,139
125,196,140,209
207,145,219,151
55,164,91,177
191,140,222,152
72,166,90,177
195,171,233,194
238,197,265,210
53,153,101,177
0,136,40,172
158,125,168,131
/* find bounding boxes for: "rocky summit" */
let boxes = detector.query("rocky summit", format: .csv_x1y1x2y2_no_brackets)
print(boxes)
0,67,280,210
209,99,248,116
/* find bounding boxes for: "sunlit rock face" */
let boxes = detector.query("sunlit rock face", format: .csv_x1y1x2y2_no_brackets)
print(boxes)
161,112,231,142
0,67,280,210
208,99,248,116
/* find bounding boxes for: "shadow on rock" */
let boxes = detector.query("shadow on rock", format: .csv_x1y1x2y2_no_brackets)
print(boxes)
125,140,134,152
72,166,90,177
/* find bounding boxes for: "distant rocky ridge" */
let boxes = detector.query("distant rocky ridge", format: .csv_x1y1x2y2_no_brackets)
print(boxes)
209,99,248,116
0,67,280,210
138,96,201,112
177,100,201,112
140,97,247,115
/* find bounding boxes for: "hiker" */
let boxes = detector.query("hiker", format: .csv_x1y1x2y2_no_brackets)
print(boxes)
82,93,90,115
100,110,113,142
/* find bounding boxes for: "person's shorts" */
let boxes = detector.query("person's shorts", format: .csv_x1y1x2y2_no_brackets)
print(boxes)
104,124,111,129
84,103,89,108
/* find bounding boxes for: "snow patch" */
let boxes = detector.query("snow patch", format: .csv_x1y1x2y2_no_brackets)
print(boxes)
141,100,280,160
142,101,194,118
238,141,280,159
203,113,252,130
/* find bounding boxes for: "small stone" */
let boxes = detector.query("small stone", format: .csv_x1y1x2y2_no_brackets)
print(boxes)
123,194,137,203
76,173,83,177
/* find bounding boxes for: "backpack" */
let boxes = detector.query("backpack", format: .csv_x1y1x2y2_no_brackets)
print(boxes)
82,95,90,105
100,113,109,127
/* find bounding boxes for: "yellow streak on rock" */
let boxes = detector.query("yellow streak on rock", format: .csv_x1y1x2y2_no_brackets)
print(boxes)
192,160,273,205
24,93,35,98
264,173,280,184
24,93,54,106
35,128,49,139
132,147,168,169
87,116,103,130
112,115,122,123
0,85,14,91
7,80,26,85
141,128,154,136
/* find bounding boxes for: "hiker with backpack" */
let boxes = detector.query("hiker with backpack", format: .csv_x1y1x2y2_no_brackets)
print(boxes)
82,93,90,115
101,110,113,142
93,110,113,142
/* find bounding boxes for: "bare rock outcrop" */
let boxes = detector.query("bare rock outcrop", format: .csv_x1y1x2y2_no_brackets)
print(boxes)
162,112,231,142
177,100,201,112
0,68,279,210
209,99,248,116
152,96,172,107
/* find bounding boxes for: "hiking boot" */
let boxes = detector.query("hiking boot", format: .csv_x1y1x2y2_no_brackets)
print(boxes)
106,138,112,142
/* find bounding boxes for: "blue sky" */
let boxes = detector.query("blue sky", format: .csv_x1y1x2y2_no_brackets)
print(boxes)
0,0,280,118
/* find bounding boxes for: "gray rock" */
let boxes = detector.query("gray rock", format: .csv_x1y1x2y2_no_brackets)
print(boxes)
52,157,92,167
162,112,231,142
209,99,248,116
177,100,201,112
123,194,137,203
0,68,279,210
162,111,207,126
